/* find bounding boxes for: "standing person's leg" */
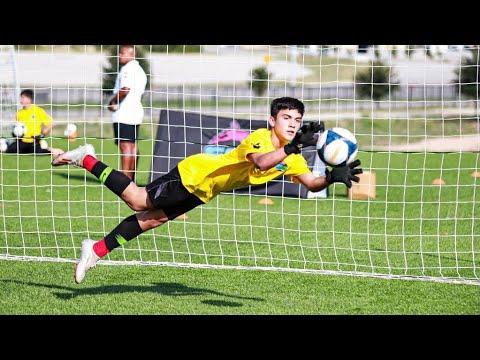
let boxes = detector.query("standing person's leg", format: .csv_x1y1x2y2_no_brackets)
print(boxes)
119,140,137,181
114,123,139,182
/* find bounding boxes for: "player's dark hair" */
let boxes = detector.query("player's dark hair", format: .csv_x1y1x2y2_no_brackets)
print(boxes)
270,97,305,117
20,89,34,101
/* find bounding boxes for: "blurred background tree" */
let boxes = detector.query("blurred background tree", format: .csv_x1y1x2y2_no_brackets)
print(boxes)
249,66,271,97
454,47,479,100
355,61,400,106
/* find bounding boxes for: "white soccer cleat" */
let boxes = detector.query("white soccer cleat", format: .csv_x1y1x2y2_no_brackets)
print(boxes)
51,143,95,167
74,239,100,284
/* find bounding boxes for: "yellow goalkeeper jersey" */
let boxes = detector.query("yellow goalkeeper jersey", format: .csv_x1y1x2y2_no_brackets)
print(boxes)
16,105,52,143
178,128,311,203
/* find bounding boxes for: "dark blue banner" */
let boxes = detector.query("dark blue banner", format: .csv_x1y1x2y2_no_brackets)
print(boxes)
150,110,326,199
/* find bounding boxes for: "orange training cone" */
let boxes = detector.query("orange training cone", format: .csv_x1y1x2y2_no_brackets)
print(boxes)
432,178,446,185
258,197,274,205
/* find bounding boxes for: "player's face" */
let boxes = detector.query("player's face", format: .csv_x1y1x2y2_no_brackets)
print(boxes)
119,48,135,65
270,109,303,142
20,95,32,107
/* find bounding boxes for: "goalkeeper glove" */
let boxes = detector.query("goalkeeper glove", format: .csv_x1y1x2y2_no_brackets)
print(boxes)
325,159,363,188
284,122,323,155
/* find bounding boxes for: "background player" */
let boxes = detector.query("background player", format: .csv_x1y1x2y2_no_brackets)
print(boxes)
4,89,63,156
107,45,147,181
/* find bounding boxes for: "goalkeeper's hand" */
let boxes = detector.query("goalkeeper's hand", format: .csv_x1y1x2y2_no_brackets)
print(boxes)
325,159,363,188
284,122,323,155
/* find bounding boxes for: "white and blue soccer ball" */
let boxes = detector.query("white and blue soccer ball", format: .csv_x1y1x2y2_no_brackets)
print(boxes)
316,127,358,167
12,122,26,138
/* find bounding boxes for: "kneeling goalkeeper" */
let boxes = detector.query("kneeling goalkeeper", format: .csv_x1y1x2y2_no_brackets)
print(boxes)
52,97,363,283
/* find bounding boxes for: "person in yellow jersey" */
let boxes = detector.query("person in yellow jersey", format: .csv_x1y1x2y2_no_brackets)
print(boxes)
51,97,363,283
5,89,63,156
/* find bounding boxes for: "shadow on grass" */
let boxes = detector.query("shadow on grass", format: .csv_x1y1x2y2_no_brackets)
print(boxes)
1,280,264,307
201,299,243,307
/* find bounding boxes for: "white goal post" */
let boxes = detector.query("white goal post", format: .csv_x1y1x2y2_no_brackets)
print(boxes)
0,45,20,137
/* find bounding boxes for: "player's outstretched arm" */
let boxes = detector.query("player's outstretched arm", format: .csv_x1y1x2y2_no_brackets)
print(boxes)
295,159,363,191
247,148,290,171
248,122,323,171
42,123,53,137
294,172,329,192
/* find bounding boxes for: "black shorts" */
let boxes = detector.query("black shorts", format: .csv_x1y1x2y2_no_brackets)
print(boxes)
5,140,50,154
146,166,204,220
113,123,140,145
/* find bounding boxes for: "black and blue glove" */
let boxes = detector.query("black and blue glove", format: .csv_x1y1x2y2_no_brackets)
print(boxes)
325,159,363,188
284,122,323,155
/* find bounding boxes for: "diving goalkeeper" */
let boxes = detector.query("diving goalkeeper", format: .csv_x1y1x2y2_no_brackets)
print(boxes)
52,97,363,283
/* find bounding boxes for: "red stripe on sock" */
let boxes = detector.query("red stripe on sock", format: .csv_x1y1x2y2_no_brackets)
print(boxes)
93,239,109,258
83,155,98,172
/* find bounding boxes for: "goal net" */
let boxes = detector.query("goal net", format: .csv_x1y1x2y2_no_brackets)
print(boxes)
0,45,478,286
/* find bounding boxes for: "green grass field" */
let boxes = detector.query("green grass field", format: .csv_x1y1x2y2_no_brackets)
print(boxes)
0,124,479,314
1,260,478,314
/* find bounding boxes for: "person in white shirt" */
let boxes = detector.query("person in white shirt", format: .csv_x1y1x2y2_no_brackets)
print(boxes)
108,45,147,181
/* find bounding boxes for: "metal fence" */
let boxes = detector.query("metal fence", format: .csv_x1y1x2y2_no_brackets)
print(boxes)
30,83,466,105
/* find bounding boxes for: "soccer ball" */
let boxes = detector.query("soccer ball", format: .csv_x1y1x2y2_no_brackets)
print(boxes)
39,139,48,149
316,127,358,167
0,138,7,152
12,122,25,138
64,123,77,140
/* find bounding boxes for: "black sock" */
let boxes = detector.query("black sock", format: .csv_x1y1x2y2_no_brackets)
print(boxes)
104,214,144,251
90,161,132,197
